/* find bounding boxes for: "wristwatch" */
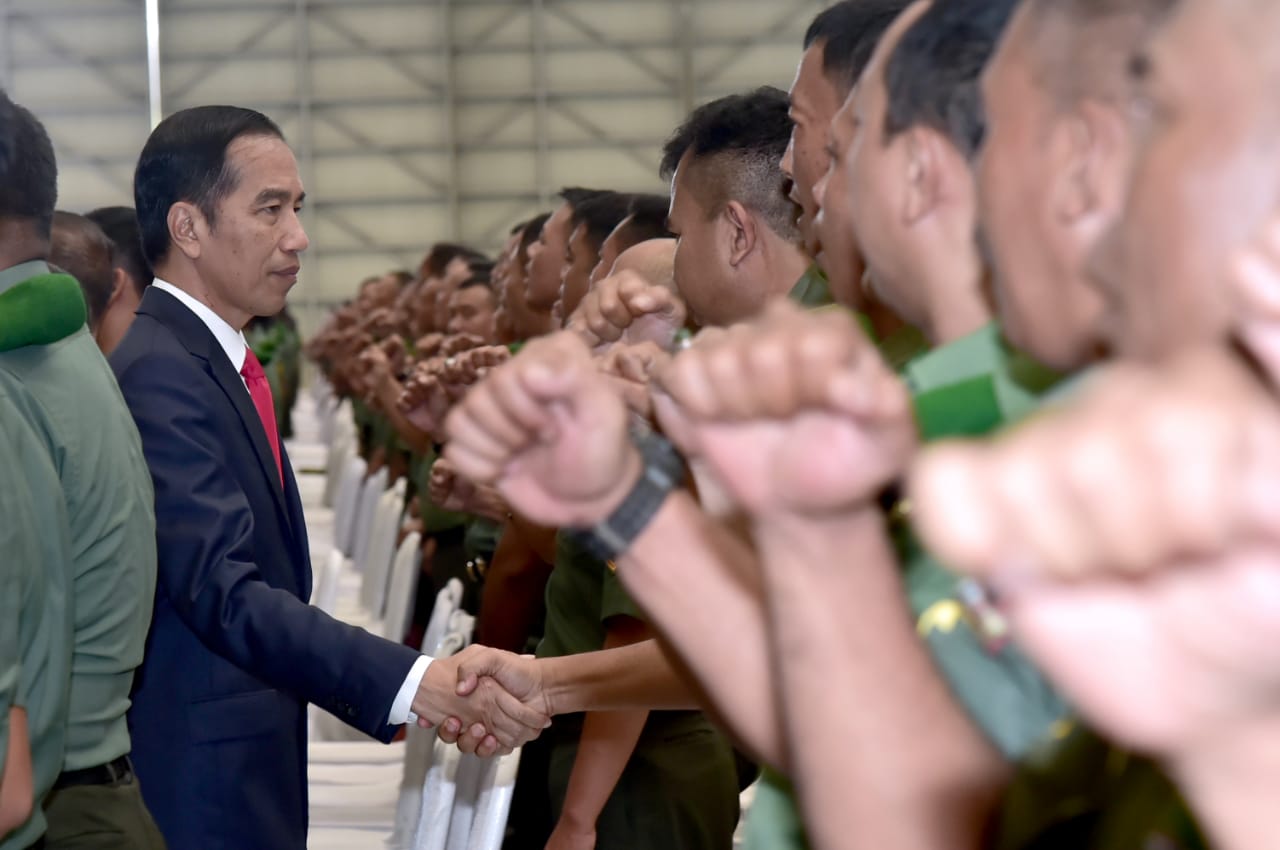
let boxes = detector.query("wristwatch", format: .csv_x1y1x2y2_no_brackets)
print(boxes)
569,427,684,562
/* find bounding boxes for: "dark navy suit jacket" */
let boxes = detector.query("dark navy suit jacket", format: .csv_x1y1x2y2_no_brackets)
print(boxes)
111,287,418,850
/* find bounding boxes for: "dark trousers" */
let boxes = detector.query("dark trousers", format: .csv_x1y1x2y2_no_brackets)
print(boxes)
43,772,166,850
546,711,740,850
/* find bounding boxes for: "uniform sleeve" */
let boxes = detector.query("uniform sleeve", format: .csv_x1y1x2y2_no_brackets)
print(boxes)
907,547,1069,760
0,427,36,760
599,561,644,625
0,481,20,759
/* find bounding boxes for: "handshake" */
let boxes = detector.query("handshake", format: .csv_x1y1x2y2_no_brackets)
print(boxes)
410,645,553,757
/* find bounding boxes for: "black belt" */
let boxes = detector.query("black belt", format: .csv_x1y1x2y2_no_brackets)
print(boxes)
52,755,133,790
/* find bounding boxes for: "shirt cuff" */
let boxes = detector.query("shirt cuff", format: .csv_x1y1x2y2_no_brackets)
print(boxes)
388,655,434,726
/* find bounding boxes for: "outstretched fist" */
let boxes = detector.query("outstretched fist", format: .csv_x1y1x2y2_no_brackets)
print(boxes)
568,270,688,352
444,332,641,528
652,301,914,517
909,346,1280,762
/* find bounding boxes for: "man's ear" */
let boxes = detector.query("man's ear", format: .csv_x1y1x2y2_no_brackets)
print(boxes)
902,127,944,225
106,267,129,308
168,201,204,261
723,200,758,268
1059,99,1129,237
1047,112,1096,227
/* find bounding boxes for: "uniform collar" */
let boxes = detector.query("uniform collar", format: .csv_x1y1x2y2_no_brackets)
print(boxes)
0,259,52,296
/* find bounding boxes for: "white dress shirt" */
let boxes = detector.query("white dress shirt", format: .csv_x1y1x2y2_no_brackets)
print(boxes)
153,278,432,726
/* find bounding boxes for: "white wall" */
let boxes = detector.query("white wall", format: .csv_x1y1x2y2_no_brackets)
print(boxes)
1,0,824,325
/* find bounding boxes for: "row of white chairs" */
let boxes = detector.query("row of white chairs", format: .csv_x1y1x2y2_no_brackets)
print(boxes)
290,379,519,850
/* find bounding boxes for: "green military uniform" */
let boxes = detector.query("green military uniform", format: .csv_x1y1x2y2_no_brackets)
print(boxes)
0,269,78,850
537,535,740,849
744,319,1065,850
898,324,1070,756
788,263,833,308
0,262,164,849
745,318,1205,849
351,397,376,459
0,482,16,767
0,417,71,850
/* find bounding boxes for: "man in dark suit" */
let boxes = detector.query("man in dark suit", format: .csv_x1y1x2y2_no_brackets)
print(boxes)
111,106,549,850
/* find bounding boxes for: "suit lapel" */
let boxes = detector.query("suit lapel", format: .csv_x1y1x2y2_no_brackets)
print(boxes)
139,289,295,535
278,442,313,595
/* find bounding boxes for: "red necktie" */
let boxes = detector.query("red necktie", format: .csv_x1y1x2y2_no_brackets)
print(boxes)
241,349,284,485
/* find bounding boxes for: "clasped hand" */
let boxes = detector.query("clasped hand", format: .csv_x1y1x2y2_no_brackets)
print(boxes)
412,647,551,757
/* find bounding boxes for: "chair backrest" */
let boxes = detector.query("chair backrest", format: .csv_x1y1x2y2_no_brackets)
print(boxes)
332,455,367,555
413,739,461,850
445,754,485,850
351,466,389,566
313,549,347,614
410,627,475,850
445,610,475,646
464,750,522,850
363,477,408,618
359,485,403,617
322,431,353,509
422,579,465,658
381,531,422,644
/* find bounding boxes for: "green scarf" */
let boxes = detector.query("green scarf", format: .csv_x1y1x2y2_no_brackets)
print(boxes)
0,273,88,353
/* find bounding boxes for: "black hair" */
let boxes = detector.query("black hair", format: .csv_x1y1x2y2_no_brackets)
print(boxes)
0,90,58,238
519,214,551,252
86,206,153,297
660,87,799,241
619,193,675,245
50,211,115,329
804,0,915,96
458,273,495,292
517,213,552,265
134,105,285,267
421,242,488,279
569,191,633,255
558,187,608,212
883,0,1020,160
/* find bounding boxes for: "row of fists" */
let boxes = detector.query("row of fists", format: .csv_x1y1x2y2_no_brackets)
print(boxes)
442,292,1280,772
397,343,510,442
443,300,916,526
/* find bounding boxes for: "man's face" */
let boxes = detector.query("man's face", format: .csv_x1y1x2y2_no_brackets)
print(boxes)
526,203,573,311
557,220,598,324
363,274,400,310
491,234,518,331
668,158,754,327
977,6,1109,369
1095,0,1280,360
446,285,497,341
844,2,931,326
812,91,867,307
782,43,847,258
416,271,446,333
433,256,474,330
195,135,308,327
589,216,633,288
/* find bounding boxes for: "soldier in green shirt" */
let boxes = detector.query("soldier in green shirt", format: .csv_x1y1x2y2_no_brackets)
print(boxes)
0,94,164,849
0,400,74,850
